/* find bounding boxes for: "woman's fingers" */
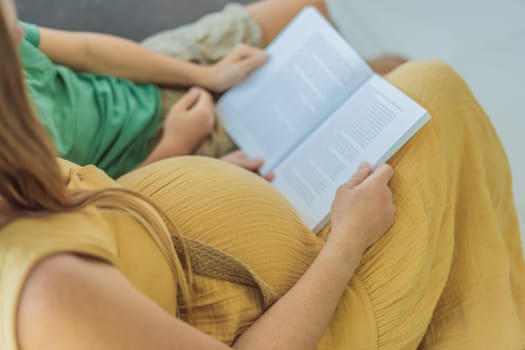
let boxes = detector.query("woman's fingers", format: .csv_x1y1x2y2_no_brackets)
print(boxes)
364,164,395,185
345,162,372,189
261,172,275,182
237,157,265,171
221,151,275,181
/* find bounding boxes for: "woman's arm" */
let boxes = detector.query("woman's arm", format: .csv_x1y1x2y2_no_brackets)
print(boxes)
38,27,267,92
17,164,394,350
17,254,232,350
233,163,395,349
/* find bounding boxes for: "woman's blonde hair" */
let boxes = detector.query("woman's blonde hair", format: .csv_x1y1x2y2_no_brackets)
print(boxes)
0,6,192,310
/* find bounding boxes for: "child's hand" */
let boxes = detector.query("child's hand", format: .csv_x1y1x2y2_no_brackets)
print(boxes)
203,44,268,93
221,150,275,181
163,88,216,154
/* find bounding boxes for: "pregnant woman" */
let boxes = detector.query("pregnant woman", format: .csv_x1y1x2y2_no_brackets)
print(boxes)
0,0,524,349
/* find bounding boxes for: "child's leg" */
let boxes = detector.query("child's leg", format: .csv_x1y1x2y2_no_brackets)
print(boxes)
142,0,329,60
245,0,407,74
144,1,403,159
246,0,329,46
143,5,262,158
142,4,264,63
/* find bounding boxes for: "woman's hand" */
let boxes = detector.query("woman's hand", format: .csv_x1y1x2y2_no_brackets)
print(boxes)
201,44,269,93
221,150,275,181
327,163,395,263
162,87,216,154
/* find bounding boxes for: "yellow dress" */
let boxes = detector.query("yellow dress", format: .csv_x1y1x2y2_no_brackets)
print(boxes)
0,61,523,350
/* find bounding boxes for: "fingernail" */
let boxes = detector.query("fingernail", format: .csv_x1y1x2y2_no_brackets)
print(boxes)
189,87,200,96
359,162,368,170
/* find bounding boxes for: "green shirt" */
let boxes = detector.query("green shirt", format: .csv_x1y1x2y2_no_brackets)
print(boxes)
19,22,162,178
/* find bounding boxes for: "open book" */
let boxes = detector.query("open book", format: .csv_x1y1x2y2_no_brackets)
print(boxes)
218,7,430,233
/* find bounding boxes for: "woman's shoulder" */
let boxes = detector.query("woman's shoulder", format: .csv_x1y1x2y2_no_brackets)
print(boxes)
0,208,120,350
0,206,119,256
15,253,123,350
0,207,120,297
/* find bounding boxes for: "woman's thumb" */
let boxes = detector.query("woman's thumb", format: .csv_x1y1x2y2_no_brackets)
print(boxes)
346,162,372,189
368,164,395,184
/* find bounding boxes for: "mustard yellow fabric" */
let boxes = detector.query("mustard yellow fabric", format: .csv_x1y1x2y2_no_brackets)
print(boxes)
0,160,179,350
0,61,523,350
121,61,525,349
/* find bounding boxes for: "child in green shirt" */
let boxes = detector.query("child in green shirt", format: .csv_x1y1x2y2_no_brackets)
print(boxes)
19,0,403,179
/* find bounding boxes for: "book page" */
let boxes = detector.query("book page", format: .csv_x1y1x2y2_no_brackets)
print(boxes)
272,75,430,232
218,7,372,173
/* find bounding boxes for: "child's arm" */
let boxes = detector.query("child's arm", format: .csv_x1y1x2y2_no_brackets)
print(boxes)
38,27,267,92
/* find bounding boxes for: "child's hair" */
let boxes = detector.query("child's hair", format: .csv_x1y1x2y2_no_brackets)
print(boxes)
0,5,192,310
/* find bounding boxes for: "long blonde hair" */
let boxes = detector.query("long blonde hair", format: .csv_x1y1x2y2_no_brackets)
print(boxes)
0,7,192,309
